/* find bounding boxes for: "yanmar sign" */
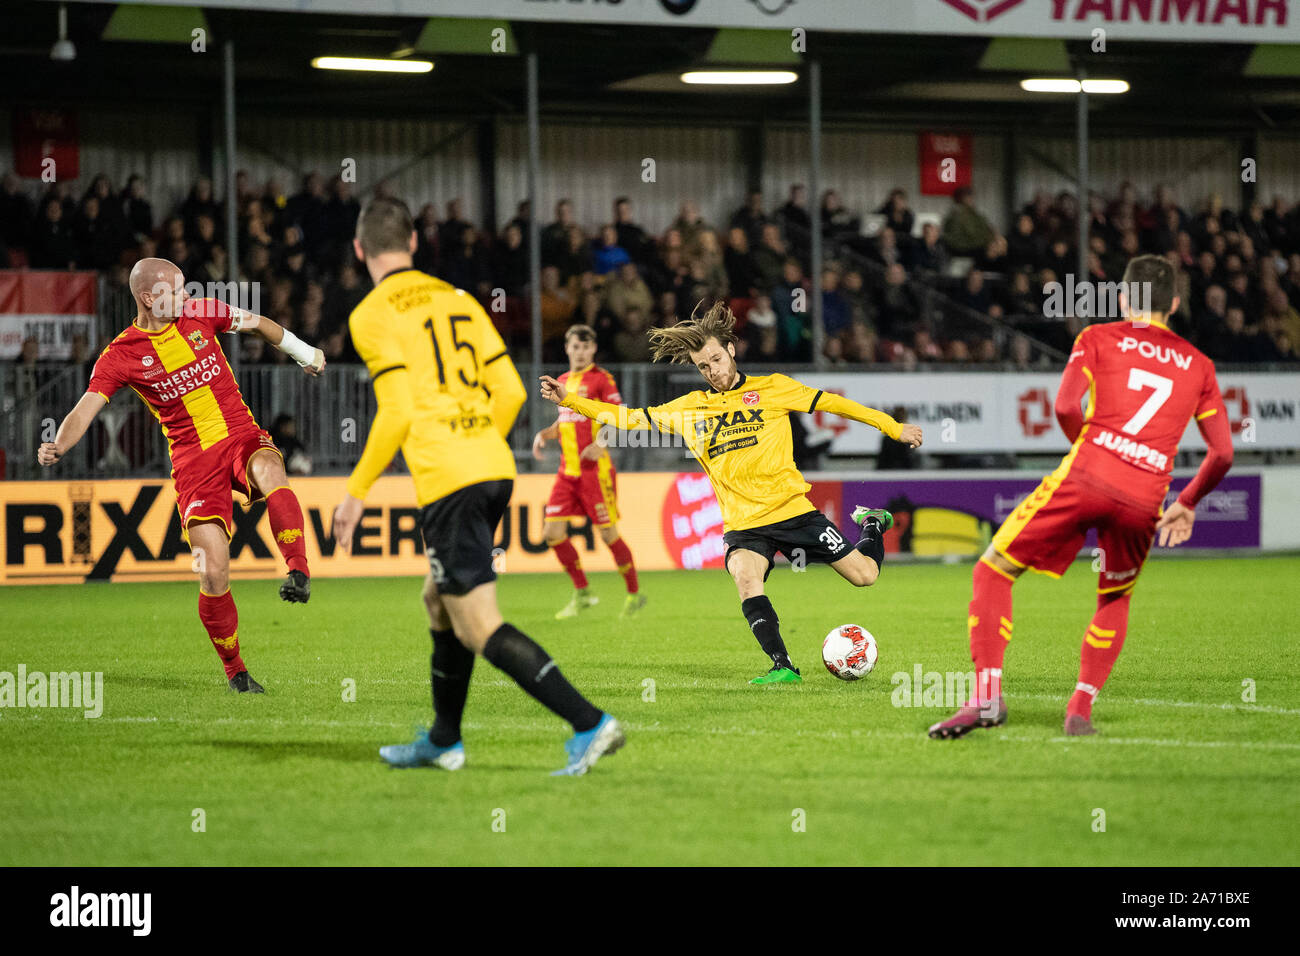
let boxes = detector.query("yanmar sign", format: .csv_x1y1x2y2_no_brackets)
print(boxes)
933,0,1295,39
945,0,1286,26
941,0,1028,21
131,1,1300,41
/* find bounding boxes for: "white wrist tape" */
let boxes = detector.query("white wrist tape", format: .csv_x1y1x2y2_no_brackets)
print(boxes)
278,329,317,367
226,307,249,332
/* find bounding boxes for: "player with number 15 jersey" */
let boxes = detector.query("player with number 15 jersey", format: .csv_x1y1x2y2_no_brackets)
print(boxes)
333,197,623,777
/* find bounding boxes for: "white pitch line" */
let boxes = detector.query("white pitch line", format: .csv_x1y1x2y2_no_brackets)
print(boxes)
3,714,1297,753
1027,734,1300,751
53,677,1300,715
1006,692,1300,716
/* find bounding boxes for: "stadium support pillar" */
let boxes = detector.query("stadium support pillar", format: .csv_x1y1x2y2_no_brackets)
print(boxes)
223,39,240,376
742,123,762,195
1076,67,1089,331
478,120,498,238
1003,129,1018,235
526,51,542,445
809,59,824,368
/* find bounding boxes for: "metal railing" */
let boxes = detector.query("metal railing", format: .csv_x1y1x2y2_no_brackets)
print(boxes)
6,356,1298,481
0,358,701,480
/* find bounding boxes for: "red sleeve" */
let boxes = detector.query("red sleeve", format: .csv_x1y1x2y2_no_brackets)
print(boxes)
1193,360,1226,422
602,369,622,405
1054,329,1094,443
185,297,235,334
1177,366,1233,509
86,345,129,403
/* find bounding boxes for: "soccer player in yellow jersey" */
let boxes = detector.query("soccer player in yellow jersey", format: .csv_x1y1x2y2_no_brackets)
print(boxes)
332,197,623,776
541,302,923,684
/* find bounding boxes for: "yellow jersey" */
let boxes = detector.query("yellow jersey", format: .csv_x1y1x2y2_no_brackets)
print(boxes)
561,371,902,531
346,267,526,506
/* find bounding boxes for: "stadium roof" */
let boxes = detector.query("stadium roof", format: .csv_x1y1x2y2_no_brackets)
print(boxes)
2,4,1300,131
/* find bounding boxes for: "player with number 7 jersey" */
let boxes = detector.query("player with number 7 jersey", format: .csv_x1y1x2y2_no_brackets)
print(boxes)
929,255,1234,740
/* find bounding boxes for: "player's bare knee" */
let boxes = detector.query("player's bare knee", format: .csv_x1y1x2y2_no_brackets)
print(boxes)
200,570,228,595
249,449,286,492
732,572,764,600
198,556,229,595
425,596,451,631
543,523,567,546
450,615,494,654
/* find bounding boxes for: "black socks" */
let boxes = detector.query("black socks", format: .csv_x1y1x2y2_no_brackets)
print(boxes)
429,628,474,747
741,595,794,671
854,517,886,572
483,623,602,733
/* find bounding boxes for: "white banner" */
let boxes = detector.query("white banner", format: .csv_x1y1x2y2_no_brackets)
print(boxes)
803,371,1300,453
109,0,1300,43
0,313,96,361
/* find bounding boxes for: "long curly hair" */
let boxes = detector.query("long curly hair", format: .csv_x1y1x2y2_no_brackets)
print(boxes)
647,299,738,364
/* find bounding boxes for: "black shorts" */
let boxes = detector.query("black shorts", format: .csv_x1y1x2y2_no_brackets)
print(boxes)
419,479,513,597
723,509,854,581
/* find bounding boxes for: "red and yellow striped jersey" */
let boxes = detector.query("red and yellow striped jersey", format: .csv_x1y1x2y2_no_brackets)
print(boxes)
86,298,259,468
1058,320,1226,511
555,365,621,477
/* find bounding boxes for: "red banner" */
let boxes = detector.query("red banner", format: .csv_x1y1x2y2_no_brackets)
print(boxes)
918,131,972,197
12,108,79,181
0,270,98,359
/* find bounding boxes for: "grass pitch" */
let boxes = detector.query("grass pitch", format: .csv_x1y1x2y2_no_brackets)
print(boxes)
2,556,1298,866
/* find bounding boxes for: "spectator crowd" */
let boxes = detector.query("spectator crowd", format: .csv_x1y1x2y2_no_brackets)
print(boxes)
3,166,1299,370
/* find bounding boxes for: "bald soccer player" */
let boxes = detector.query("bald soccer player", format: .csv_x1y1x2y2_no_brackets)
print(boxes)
38,258,326,692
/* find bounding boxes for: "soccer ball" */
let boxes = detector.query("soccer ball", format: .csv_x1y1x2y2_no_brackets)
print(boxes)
822,624,878,681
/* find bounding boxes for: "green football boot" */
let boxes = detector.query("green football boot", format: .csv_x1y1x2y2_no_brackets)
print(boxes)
850,506,894,531
750,665,803,685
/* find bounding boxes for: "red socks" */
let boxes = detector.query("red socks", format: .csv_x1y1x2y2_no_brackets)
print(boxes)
265,487,309,575
969,558,1014,706
607,537,638,594
199,589,244,679
551,538,588,590
552,536,639,594
1068,591,1131,719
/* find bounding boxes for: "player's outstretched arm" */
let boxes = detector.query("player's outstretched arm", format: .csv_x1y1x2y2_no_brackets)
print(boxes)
37,392,107,466
539,374,568,405
229,308,325,376
814,392,922,448
539,375,665,434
